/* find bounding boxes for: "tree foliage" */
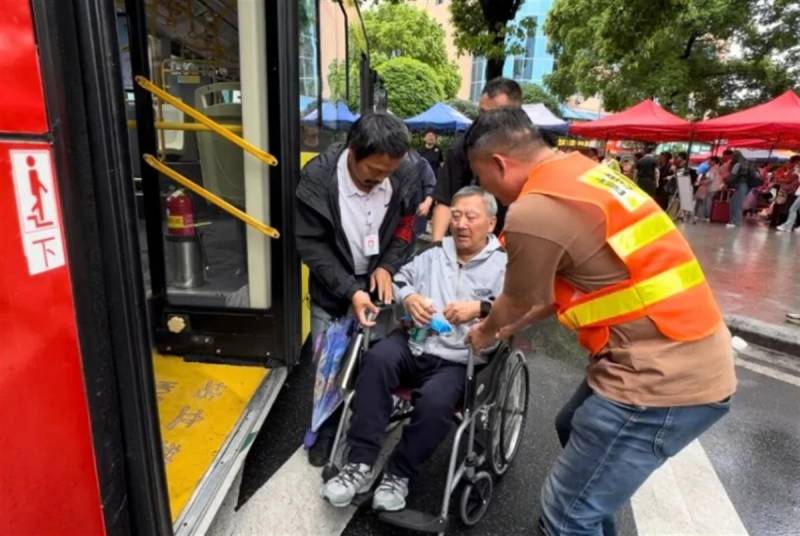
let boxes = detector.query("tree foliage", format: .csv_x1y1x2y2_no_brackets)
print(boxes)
327,58,359,111
544,0,800,117
375,57,446,117
446,98,479,120
328,3,461,117
450,0,534,80
520,83,562,115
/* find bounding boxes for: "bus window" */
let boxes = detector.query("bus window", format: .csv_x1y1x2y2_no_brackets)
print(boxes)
301,0,363,155
119,2,275,311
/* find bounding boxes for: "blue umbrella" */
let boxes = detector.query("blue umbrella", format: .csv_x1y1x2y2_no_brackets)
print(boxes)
302,100,359,130
405,102,472,133
304,316,355,448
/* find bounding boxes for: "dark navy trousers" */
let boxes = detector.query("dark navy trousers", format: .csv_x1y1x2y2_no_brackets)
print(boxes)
347,331,466,478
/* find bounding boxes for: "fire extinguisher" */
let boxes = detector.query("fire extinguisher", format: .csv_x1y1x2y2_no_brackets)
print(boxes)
166,188,195,238
165,189,204,288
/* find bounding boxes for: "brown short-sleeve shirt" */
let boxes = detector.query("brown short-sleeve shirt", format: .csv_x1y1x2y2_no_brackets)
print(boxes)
503,194,736,407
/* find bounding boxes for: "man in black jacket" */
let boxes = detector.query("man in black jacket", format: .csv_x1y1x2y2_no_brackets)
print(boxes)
296,113,419,465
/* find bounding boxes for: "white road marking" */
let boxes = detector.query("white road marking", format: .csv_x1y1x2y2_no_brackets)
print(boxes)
735,357,800,387
225,428,402,536
631,439,749,536
229,446,356,536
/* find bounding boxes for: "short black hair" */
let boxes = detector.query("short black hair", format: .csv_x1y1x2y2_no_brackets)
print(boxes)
481,77,523,104
464,108,543,158
347,112,410,161
678,151,688,160
789,155,800,163
709,156,722,165
423,128,437,136
722,149,734,156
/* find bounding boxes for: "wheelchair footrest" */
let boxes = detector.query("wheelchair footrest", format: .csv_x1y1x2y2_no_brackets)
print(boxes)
378,509,448,533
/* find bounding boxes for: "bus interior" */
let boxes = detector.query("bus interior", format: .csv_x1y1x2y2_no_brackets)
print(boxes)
115,1,371,533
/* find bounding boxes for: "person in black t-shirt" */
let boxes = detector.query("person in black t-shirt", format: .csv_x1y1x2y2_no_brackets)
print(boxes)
430,78,522,241
419,129,444,178
635,145,659,199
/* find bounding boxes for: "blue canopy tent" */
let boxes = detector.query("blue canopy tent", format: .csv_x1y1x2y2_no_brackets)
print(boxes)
404,102,472,133
302,100,359,130
522,103,569,135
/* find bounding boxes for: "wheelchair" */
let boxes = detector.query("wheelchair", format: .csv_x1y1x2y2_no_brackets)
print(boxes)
322,306,530,534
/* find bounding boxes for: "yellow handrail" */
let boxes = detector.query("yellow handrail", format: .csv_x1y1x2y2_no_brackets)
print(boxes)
127,119,243,133
135,75,278,167
143,154,280,239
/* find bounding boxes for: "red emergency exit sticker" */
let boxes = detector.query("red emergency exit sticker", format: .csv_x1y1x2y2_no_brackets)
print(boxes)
10,149,65,275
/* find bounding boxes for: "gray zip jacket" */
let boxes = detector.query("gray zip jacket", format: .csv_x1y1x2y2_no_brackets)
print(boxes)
393,236,507,364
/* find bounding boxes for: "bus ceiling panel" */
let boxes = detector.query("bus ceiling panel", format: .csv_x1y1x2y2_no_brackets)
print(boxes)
143,0,239,62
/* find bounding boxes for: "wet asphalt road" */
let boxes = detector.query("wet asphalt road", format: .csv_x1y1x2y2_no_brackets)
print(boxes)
234,319,799,535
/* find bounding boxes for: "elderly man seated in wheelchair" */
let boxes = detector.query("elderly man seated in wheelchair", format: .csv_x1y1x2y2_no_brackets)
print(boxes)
321,186,507,512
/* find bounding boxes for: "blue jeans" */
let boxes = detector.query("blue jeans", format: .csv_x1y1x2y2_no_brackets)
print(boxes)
542,382,731,536
730,182,749,226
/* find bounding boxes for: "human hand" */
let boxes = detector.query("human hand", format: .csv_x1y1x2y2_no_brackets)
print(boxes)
495,305,553,340
443,301,480,325
370,267,393,304
467,321,495,351
352,290,379,327
417,196,433,217
404,294,435,326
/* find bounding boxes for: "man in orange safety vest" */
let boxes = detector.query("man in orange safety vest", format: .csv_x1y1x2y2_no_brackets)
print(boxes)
465,108,736,536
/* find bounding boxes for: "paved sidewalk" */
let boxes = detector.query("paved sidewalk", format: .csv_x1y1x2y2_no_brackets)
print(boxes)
680,221,800,353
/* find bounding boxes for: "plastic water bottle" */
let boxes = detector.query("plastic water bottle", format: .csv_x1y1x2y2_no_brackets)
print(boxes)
408,298,434,356
408,325,429,356
408,311,454,356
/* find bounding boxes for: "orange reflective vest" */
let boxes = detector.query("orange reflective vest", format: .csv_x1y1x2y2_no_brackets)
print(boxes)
517,152,722,354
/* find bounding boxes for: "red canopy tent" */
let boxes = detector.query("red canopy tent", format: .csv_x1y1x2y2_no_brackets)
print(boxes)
692,90,800,148
569,99,693,142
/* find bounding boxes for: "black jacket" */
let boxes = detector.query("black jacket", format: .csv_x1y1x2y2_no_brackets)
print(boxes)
296,143,420,316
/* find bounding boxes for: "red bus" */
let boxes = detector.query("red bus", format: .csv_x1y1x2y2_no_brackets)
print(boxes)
0,1,373,534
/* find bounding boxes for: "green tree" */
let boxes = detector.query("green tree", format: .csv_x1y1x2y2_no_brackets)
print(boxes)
544,0,800,117
520,82,562,115
363,4,461,99
375,57,445,117
450,0,535,80
446,98,479,120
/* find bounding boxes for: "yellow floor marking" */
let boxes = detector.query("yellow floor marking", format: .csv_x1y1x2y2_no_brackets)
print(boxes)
153,354,268,521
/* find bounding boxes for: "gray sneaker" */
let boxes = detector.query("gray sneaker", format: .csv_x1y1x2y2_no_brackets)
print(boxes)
372,473,409,512
321,463,374,508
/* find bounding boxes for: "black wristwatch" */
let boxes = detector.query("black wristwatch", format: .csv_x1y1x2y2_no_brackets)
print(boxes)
479,300,492,319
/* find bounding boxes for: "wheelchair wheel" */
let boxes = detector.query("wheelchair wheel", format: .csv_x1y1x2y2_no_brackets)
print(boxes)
458,471,493,527
488,351,529,476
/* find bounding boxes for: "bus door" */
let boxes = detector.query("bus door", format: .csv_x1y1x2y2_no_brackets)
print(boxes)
119,0,372,530
125,3,300,369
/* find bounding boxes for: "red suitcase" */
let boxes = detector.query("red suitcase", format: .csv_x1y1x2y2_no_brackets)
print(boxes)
710,190,732,223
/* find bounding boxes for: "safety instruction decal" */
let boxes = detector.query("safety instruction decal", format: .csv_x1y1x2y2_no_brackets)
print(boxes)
10,149,65,275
